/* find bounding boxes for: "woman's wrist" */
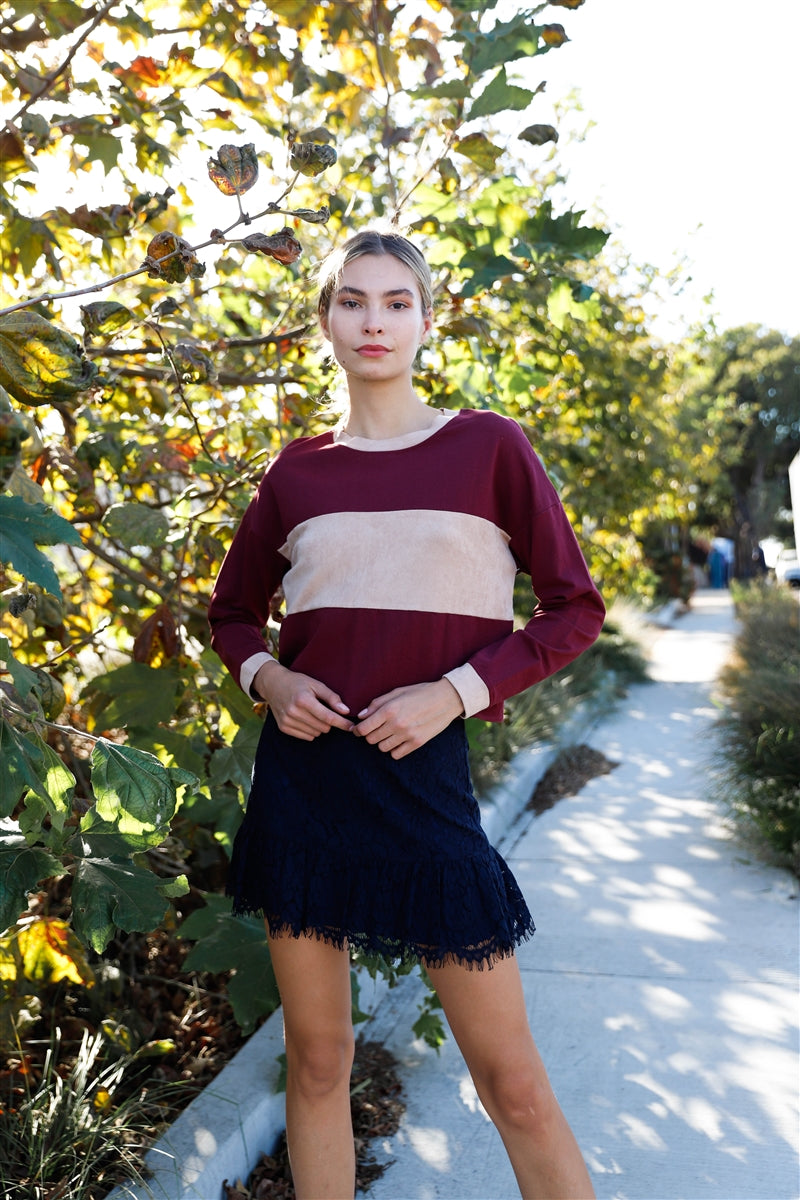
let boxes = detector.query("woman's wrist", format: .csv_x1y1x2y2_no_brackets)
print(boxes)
252,659,285,701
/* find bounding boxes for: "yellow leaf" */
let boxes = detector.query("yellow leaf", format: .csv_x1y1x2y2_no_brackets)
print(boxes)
18,918,95,987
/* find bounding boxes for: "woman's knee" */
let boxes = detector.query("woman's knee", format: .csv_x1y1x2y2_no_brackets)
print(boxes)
479,1061,559,1137
285,1027,355,1099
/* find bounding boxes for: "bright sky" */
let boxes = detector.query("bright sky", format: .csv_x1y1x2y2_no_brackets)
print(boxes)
525,0,799,339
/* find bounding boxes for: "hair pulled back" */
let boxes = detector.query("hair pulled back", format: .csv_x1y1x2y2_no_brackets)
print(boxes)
317,229,433,318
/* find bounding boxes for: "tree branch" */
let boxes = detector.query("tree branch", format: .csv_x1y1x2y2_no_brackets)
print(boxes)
9,0,119,123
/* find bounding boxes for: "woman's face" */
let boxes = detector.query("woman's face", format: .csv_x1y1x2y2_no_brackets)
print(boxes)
320,253,432,383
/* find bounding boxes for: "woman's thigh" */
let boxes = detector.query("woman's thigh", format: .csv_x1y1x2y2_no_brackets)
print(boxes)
267,930,354,1049
425,953,549,1090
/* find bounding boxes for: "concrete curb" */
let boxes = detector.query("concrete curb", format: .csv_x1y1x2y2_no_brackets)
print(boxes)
108,695,611,1200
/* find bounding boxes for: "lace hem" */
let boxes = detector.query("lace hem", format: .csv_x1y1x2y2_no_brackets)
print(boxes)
226,831,535,970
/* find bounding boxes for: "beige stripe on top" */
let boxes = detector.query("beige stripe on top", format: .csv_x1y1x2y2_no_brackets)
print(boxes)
279,509,516,620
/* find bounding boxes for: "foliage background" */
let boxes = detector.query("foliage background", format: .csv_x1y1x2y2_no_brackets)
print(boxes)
1,0,798,1036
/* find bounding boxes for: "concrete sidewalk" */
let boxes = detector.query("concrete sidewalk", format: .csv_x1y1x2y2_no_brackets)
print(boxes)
363,590,799,1200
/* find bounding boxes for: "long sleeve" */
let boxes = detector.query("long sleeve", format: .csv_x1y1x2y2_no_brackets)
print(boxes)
208,469,289,694
444,419,605,717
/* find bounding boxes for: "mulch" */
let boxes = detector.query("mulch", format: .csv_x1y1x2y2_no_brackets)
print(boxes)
222,1039,404,1199
528,742,619,814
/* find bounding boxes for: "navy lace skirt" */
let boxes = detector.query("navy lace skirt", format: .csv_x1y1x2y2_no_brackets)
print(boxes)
226,713,534,969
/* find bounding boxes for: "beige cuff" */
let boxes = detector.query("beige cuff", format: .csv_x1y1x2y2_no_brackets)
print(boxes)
241,652,278,699
442,663,491,719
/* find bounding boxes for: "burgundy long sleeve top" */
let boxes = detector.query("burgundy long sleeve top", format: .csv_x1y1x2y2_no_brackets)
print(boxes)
208,408,605,722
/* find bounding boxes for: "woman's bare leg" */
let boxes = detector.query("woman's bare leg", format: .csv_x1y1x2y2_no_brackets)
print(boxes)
426,953,595,1200
267,930,355,1200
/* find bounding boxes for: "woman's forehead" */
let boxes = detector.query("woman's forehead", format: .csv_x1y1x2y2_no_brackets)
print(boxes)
336,253,419,293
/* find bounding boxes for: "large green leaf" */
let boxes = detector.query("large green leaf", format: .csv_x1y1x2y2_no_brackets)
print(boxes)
0,825,63,932
0,718,75,828
90,738,196,840
0,311,98,407
0,495,81,597
71,856,185,952
453,133,503,171
0,636,39,701
227,957,280,1034
101,502,170,549
76,811,166,855
547,279,602,329
208,718,262,792
466,15,542,77
522,204,610,261
180,894,279,1033
181,896,264,970
467,67,534,122
87,661,180,731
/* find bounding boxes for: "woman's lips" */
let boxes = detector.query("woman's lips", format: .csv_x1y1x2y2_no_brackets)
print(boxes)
356,345,390,356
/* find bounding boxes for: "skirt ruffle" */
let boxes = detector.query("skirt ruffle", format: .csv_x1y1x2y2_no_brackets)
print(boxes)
226,714,534,969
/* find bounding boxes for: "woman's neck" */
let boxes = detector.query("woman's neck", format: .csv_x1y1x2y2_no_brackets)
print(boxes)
342,384,436,441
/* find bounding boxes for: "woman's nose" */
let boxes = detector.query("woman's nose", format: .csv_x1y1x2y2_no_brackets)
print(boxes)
363,310,383,333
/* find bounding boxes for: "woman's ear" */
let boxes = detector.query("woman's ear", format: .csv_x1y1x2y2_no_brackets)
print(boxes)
319,307,330,339
421,306,433,342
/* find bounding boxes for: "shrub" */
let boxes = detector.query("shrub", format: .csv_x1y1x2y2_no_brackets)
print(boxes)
715,583,800,875
0,1026,176,1199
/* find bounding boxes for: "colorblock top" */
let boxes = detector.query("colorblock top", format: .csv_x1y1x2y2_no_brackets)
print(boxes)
208,408,605,722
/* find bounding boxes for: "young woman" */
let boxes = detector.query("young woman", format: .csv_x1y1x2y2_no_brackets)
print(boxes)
208,229,605,1200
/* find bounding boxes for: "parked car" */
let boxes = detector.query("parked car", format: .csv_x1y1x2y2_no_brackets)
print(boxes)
774,548,800,588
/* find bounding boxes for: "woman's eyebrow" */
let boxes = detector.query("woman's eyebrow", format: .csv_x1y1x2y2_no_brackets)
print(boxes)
337,286,415,300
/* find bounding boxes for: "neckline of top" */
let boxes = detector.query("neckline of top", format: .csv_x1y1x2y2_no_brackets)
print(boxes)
331,409,460,453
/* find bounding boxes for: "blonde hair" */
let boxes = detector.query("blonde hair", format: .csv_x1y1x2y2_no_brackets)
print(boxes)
317,229,433,317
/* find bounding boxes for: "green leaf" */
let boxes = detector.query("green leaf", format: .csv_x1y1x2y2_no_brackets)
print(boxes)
0,719,75,829
0,495,81,597
180,896,279,1034
87,662,180,731
134,726,207,781
228,955,279,1034
158,874,189,899
76,811,163,856
467,67,534,122
76,132,122,174
0,825,63,931
101,502,169,549
453,133,503,171
0,636,38,701
208,719,262,792
459,251,520,298
412,79,471,101
547,279,601,330
90,738,196,840
80,301,133,337
218,671,261,728
71,856,173,952
467,15,542,77
0,311,98,407
412,1008,447,1050
523,204,609,261
181,900,266,972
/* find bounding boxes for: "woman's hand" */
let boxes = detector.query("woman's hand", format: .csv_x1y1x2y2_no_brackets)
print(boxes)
253,662,353,740
354,679,465,759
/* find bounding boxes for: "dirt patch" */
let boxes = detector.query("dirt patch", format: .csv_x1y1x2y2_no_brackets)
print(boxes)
528,743,619,815
222,1038,404,1198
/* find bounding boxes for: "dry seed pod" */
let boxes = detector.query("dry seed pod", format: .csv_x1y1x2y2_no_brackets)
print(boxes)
289,141,337,178
145,231,205,283
241,228,302,265
207,143,259,196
